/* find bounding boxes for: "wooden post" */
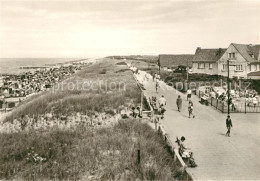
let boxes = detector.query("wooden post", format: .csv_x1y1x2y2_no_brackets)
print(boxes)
216,99,218,110
137,149,141,164
245,103,247,114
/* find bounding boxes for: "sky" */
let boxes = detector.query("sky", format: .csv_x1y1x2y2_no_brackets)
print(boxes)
0,0,259,58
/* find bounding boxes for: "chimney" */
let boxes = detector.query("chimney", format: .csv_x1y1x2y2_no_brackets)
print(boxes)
196,47,201,53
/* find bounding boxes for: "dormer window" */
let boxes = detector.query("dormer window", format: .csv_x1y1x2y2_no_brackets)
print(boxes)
229,53,235,59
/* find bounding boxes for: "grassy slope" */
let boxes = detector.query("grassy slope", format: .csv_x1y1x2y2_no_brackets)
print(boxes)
0,120,189,180
0,59,189,180
4,59,141,122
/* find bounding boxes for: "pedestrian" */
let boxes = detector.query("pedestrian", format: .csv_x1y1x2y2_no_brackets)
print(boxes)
188,100,195,118
187,88,192,101
159,95,166,107
155,81,159,93
159,95,166,119
176,95,182,112
226,115,233,137
157,74,161,80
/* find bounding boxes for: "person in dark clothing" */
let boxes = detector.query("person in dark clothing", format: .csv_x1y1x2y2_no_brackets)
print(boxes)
176,95,182,112
226,115,233,137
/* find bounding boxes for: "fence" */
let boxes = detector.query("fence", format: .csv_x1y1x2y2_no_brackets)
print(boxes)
156,123,196,181
197,90,260,113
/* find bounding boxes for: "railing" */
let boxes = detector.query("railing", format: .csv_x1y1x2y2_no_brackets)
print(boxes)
197,90,260,113
156,123,196,181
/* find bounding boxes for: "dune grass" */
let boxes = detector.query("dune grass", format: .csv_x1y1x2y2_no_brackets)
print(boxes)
0,119,189,180
4,59,141,122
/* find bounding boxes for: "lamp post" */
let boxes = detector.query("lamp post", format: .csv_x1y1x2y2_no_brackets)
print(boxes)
227,58,235,115
227,59,230,115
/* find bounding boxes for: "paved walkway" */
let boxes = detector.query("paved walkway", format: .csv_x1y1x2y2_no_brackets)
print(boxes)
135,71,260,180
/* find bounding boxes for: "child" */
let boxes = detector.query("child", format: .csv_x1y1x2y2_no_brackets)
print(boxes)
188,100,195,118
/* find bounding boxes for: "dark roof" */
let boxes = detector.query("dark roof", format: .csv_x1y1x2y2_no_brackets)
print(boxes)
159,54,194,68
192,48,227,63
248,71,260,76
232,43,260,63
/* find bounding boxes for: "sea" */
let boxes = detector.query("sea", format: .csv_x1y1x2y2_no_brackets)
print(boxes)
0,58,82,75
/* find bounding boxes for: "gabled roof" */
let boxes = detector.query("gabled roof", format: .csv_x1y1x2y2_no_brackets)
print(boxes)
159,54,194,68
232,43,260,63
192,48,227,63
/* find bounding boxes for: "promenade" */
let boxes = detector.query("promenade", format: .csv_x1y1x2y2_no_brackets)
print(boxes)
135,71,260,180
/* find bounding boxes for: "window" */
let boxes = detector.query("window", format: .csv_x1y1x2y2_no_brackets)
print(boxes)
198,63,205,69
222,64,227,70
235,65,243,71
209,63,213,69
228,53,235,59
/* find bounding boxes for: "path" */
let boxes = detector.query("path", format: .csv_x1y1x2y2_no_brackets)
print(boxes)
135,70,260,180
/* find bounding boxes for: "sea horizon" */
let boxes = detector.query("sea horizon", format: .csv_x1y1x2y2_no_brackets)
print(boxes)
0,57,88,75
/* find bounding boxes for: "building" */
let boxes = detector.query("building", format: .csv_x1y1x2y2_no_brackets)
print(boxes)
158,54,194,70
218,43,260,79
192,48,226,75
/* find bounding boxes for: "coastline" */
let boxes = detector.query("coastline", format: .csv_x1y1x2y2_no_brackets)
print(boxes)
0,58,102,121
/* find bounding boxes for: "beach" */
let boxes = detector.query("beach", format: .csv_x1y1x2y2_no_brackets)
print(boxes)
0,58,85,74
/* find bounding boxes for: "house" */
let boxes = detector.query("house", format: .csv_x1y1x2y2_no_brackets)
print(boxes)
192,48,226,75
158,54,194,70
218,43,260,79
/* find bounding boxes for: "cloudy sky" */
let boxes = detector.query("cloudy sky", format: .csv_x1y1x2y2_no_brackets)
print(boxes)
0,0,259,58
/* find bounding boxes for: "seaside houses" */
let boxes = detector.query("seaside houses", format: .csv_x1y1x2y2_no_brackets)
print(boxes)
192,48,226,75
217,43,260,79
158,54,194,71
191,43,260,79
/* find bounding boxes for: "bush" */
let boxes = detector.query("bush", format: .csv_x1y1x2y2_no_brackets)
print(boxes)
116,62,127,65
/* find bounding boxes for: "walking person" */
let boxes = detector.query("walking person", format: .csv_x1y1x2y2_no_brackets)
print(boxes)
187,88,192,101
159,95,166,119
188,100,195,118
226,115,233,137
157,74,161,80
176,95,182,112
155,81,159,93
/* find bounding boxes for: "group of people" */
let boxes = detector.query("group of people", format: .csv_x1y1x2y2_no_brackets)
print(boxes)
155,94,195,119
176,94,195,118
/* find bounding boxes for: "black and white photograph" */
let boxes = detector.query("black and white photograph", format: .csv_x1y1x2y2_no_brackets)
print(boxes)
0,0,260,180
